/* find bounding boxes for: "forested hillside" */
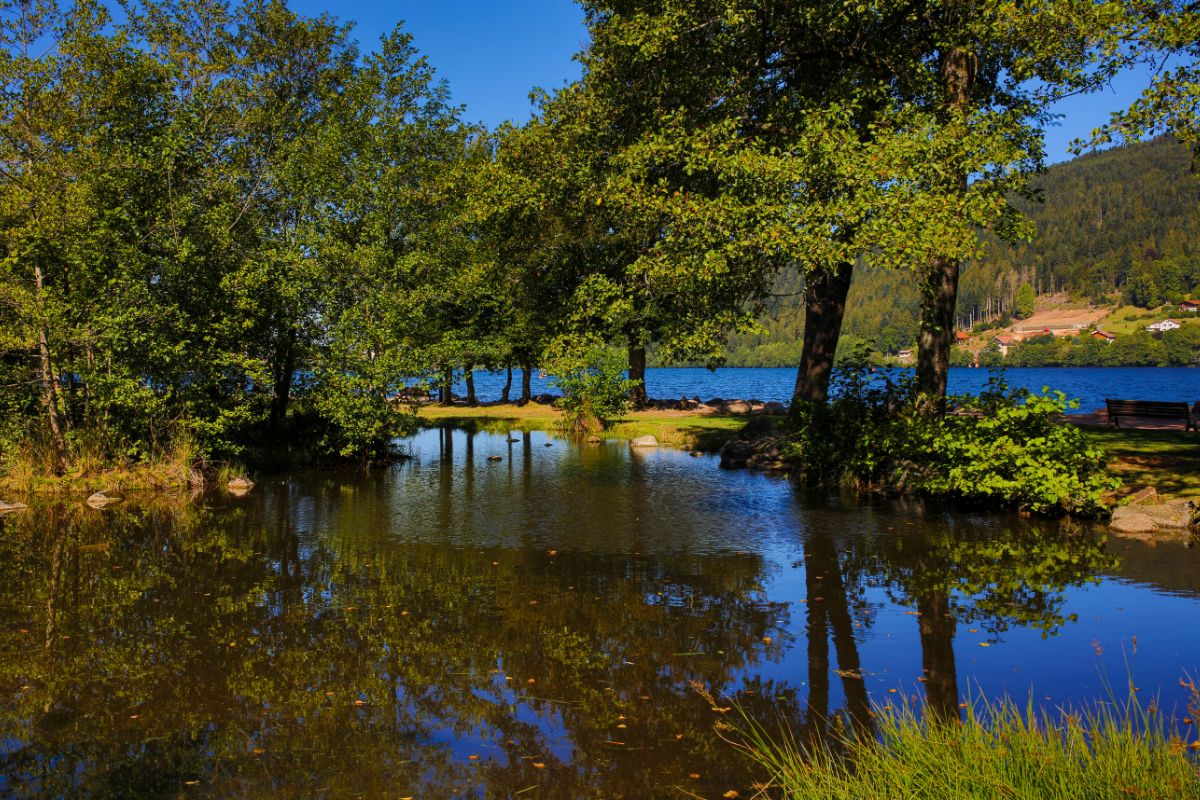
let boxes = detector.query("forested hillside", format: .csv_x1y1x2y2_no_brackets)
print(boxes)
722,136,1200,366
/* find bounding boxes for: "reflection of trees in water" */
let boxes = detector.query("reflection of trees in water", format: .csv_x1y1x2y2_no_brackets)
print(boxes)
795,501,1117,725
0,499,789,798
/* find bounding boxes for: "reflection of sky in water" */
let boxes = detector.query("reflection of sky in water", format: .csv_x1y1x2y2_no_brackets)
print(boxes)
2,426,1198,798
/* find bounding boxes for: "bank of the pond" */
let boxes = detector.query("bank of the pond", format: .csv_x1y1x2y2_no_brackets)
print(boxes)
734,695,1200,800
417,402,751,451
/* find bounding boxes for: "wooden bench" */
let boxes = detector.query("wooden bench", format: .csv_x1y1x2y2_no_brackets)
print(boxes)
1105,399,1197,431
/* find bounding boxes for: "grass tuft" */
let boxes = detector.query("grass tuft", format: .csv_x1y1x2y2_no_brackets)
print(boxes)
726,692,1200,800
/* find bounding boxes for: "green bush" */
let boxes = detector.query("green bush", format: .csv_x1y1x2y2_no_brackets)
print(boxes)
547,345,638,434
785,362,1118,516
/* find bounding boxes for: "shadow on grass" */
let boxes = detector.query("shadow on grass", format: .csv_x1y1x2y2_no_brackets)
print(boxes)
1086,428,1200,498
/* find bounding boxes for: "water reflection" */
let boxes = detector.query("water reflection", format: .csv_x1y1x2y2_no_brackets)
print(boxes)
1,427,1197,798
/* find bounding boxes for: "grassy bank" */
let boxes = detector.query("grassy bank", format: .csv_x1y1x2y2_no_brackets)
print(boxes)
1084,427,1200,500
417,402,750,451
733,697,1200,800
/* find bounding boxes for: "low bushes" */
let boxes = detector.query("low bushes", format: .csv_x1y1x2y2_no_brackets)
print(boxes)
786,362,1118,515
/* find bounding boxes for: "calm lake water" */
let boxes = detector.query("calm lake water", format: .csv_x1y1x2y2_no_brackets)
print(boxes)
459,366,1200,412
3,427,1199,798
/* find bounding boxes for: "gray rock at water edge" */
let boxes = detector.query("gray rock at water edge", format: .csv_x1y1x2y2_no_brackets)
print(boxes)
630,435,659,448
723,400,751,414
86,490,124,509
705,398,724,408
533,393,556,405
0,499,29,514
227,477,255,493
585,435,602,444
719,432,790,472
1110,500,1196,533
763,401,788,416
1126,486,1158,505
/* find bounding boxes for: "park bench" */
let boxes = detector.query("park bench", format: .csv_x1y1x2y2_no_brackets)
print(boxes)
1104,399,1197,431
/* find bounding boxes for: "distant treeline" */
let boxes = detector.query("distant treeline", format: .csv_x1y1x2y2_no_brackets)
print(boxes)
721,136,1200,367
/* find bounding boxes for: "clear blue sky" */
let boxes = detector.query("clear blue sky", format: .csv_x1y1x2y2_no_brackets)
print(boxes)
295,0,1152,164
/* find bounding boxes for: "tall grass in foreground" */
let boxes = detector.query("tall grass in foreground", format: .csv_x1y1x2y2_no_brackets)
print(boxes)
728,695,1200,800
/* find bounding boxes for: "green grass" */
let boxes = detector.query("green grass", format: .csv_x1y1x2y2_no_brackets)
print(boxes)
729,694,1200,800
417,402,756,451
1085,427,1200,500
1099,305,1200,335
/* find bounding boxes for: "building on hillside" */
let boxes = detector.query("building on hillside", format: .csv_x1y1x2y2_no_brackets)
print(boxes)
1179,299,1200,313
992,335,1016,356
1147,318,1181,333
954,330,971,344
896,348,913,362
1090,329,1116,344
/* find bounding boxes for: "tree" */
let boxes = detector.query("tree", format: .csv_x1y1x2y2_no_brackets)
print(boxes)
1013,283,1036,319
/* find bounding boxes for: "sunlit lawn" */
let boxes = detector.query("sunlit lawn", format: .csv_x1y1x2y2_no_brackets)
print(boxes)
1085,427,1200,499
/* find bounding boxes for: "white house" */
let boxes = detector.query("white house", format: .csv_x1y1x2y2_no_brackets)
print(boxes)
1147,318,1181,333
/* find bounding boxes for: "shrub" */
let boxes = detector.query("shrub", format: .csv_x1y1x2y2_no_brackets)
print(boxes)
547,345,638,434
785,362,1118,516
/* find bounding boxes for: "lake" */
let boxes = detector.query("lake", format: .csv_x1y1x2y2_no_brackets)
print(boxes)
2,427,1199,798
457,366,1200,413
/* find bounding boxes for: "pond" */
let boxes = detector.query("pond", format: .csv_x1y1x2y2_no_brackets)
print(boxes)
2,427,1199,798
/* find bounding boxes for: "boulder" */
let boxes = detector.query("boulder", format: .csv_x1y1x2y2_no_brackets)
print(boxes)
720,428,790,472
227,477,254,494
763,401,788,416
705,398,724,408
723,400,751,414
585,435,602,444
1110,500,1195,532
487,455,503,462
630,435,659,448
86,490,124,509
0,499,28,514
1109,512,1158,534
1126,486,1159,505
533,393,555,405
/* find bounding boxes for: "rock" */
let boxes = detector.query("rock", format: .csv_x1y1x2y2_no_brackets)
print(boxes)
227,477,254,494
585,435,602,444
723,400,751,414
631,435,659,448
1111,500,1196,532
0,499,28,514
1127,486,1158,505
86,490,124,509
705,398,724,408
533,393,555,405
689,450,704,457
763,401,788,416
1109,512,1158,534
487,455,503,462
506,437,520,443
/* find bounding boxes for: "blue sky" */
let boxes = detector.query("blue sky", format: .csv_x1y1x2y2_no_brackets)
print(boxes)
293,1,1153,165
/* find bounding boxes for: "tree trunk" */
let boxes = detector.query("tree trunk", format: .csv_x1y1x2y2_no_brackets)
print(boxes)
464,365,476,406
33,265,67,475
916,42,972,402
439,365,453,406
917,589,960,721
501,364,512,404
792,262,854,404
627,338,648,407
270,330,297,431
519,364,532,405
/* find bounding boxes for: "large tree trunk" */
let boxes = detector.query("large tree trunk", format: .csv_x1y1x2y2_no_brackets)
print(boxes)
519,364,532,405
33,265,67,475
627,338,648,407
792,262,854,404
916,43,971,401
464,365,477,406
501,364,512,404
270,329,297,431
917,589,960,721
